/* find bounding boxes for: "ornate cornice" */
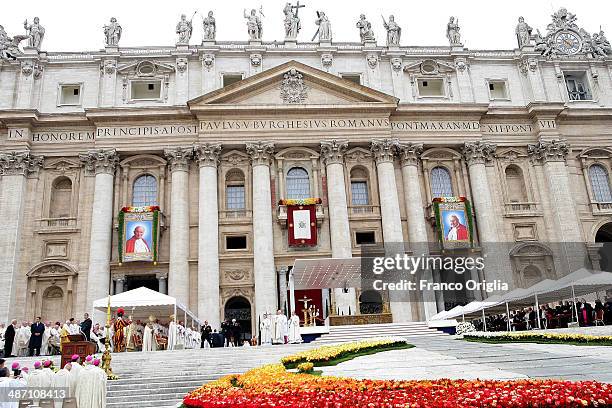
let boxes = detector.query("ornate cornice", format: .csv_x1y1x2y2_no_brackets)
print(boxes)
370,139,399,163
194,143,222,168
79,149,119,176
246,142,275,167
0,151,44,176
164,146,193,172
462,141,497,166
527,139,569,163
396,142,424,167
320,140,348,166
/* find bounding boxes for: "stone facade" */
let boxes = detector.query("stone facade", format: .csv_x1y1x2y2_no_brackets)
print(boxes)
1,8,612,329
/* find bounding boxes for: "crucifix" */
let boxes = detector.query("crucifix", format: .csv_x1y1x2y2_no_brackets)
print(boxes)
298,296,311,326
292,1,305,17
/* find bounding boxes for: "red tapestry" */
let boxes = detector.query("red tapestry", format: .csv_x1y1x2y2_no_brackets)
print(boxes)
287,204,317,246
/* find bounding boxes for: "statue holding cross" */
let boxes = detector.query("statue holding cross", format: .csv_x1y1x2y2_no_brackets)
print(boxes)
283,1,304,40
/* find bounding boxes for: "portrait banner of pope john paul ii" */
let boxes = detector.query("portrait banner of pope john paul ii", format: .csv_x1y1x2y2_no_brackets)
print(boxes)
119,208,159,263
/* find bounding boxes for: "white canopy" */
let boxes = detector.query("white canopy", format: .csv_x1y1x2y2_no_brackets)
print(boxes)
430,269,612,321
92,287,202,326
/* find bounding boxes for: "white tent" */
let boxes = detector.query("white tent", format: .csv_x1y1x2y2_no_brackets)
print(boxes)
92,287,202,326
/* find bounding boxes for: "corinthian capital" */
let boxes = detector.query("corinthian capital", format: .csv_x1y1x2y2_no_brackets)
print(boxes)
194,143,222,168
320,140,348,166
462,141,497,166
0,151,44,176
396,142,424,167
527,139,569,164
164,146,193,172
246,141,275,167
370,139,399,163
79,149,118,176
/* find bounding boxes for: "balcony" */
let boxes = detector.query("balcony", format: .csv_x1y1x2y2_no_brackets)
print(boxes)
348,205,381,219
591,202,612,214
277,204,324,227
219,209,252,220
36,217,79,233
504,202,540,217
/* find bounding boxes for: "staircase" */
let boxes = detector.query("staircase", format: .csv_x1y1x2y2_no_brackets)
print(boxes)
105,344,313,408
309,322,447,345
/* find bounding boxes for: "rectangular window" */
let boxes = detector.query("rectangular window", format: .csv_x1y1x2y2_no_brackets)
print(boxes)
417,78,445,97
222,74,243,87
355,231,376,245
488,80,508,100
58,84,82,106
351,181,369,205
226,185,245,210
226,235,247,250
564,73,592,101
341,74,361,85
131,80,162,100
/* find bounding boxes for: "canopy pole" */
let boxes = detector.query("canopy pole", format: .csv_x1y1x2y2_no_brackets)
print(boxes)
289,270,296,314
174,303,177,322
535,294,541,329
505,301,511,332
462,312,465,323
482,308,487,332
571,284,579,323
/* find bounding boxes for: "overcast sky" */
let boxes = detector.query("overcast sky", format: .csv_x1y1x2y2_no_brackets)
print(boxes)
2,0,611,51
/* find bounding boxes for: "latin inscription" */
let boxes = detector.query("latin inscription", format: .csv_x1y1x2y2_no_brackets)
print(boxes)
96,124,198,138
200,118,391,131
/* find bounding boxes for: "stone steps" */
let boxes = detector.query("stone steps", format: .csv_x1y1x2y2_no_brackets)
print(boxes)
310,322,447,344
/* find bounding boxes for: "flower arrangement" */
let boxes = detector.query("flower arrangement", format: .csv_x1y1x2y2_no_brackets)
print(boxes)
464,331,612,345
296,362,314,373
456,321,476,335
281,338,408,368
120,205,160,213
278,197,322,206
183,362,612,408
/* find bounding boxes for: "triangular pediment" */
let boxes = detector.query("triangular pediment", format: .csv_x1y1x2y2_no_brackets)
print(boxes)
188,60,398,111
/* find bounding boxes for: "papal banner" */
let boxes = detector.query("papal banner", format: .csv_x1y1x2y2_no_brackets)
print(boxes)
281,198,320,247
433,197,474,249
118,206,160,264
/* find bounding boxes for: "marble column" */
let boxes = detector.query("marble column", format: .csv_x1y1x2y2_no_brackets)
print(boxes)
320,140,356,315
114,275,126,294
528,139,585,272
195,143,222,328
462,142,512,289
164,147,193,307
79,149,119,323
0,151,43,323
246,142,278,321
397,143,438,320
371,139,413,322
157,273,168,295
278,266,289,314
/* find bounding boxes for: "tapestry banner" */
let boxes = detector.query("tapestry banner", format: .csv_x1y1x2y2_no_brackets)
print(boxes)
118,206,160,264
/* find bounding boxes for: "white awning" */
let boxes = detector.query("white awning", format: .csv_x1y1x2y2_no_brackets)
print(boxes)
291,258,362,290
92,287,201,326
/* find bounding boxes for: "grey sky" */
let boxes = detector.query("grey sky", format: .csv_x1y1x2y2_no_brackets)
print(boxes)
2,0,611,51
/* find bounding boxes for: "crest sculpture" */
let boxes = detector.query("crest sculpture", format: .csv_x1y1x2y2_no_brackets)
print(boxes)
280,69,308,104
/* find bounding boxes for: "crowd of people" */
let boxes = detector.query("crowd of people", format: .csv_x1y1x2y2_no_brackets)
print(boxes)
1,309,304,358
0,354,106,408
472,298,612,332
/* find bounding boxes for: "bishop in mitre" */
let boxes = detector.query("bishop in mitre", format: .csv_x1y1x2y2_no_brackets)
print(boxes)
142,316,155,352
288,311,302,344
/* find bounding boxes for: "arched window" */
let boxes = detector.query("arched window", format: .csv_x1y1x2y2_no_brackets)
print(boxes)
132,174,158,206
49,177,72,218
350,167,369,206
286,167,310,199
226,169,246,210
430,167,453,198
589,164,612,202
505,165,528,202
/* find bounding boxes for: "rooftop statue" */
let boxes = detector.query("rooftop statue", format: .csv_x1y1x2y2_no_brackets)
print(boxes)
24,17,45,50
382,15,401,46
446,16,461,45
356,14,375,43
202,11,216,41
176,13,194,45
104,17,122,47
312,11,332,42
244,8,264,41
516,16,533,48
283,2,304,40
